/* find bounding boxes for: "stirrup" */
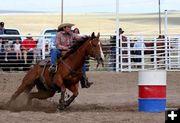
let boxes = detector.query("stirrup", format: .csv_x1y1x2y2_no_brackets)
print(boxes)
49,65,57,73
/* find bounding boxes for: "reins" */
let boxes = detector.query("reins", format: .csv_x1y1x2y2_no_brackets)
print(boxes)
59,59,82,75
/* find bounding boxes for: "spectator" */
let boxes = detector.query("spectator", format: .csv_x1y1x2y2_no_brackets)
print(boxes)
14,39,22,60
0,22,4,35
73,28,80,34
133,38,146,66
0,22,4,46
4,40,11,61
21,34,37,64
110,28,128,70
0,39,2,52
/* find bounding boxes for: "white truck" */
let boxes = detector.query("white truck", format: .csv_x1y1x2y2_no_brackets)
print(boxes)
37,28,57,59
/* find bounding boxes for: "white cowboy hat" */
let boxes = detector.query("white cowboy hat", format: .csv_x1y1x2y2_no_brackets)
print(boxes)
58,23,75,30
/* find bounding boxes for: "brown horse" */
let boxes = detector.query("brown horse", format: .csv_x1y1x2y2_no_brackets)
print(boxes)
7,32,104,110
144,35,165,63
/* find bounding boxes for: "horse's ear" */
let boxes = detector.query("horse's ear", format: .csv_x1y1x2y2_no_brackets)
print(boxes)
97,32,100,38
91,32,95,38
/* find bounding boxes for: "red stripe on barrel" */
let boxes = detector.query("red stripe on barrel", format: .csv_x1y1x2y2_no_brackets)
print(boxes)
139,86,166,98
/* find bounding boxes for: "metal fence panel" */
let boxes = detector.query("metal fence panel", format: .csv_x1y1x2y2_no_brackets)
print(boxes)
1,34,180,72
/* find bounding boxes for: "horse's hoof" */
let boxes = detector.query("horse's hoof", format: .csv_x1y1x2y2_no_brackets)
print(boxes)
57,104,65,111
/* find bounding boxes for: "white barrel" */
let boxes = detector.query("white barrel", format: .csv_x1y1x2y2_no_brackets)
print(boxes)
138,70,167,85
138,70,167,112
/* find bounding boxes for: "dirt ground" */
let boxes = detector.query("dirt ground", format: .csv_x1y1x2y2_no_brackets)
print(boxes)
0,71,180,123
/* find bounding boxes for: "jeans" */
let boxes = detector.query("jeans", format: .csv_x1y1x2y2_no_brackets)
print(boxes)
51,48,87,77
111,47,116,71
50,48,61,65
82,64,87,78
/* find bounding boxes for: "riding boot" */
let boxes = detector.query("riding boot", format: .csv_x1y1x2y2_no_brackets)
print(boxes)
80,76,93,88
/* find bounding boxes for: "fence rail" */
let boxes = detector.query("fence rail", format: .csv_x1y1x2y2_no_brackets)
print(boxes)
98,34,180,71
0,34,180,72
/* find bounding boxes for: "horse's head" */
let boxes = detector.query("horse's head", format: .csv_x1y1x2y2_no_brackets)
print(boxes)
87,32,104,68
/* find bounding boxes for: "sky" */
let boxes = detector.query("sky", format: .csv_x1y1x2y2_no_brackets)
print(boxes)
0,0,180,13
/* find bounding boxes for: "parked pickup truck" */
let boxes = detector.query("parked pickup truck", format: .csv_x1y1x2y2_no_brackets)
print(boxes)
37,28,57,58
1,28,22,42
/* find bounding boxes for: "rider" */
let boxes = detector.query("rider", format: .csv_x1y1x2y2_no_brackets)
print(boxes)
49,23,93,88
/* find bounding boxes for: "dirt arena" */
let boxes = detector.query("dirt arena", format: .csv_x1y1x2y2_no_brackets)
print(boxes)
0,71,180,123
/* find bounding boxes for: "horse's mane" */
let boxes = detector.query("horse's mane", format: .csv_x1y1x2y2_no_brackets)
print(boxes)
62,36,90,60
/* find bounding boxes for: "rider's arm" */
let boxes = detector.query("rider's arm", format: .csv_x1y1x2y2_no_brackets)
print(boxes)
55,32,69,50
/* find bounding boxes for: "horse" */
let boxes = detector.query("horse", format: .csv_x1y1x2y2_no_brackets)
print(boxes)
144,35,165,63
7,32,104,110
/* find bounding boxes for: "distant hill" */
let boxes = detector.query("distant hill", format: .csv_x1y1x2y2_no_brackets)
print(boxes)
0,10,50,13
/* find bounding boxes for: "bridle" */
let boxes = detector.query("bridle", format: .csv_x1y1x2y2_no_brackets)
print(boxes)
89,39,99,58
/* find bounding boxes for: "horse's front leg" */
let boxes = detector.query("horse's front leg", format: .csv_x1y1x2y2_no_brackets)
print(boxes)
58,84,66,110
65,83,79,107
53,74,66,110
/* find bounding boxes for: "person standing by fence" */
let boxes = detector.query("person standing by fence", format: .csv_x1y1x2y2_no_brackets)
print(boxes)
110,28,127,70
0,22,4,35
0,22,4,52
133,38,146,66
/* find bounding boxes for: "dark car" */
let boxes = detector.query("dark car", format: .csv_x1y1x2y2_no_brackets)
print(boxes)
1,28,22,43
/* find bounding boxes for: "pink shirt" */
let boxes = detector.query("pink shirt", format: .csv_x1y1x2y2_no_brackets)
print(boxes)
55,32,79,47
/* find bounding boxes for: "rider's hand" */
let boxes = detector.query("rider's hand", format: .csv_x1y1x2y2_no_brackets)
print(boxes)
57,44,69,51
64,47,69,51
62,46,69,51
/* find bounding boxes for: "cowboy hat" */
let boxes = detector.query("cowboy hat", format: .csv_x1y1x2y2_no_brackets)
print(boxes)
119,28,124,34
58,23,75,31
26,33,32,39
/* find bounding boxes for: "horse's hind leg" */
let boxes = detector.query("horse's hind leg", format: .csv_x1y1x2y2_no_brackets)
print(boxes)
23,84,36,106
7,83,29,106
27,90,55,106
7,82,36,106
7,65,40,106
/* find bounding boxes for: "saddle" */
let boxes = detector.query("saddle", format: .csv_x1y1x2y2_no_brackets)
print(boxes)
37,50,75,92
38,57,51,67
38,57,59,92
